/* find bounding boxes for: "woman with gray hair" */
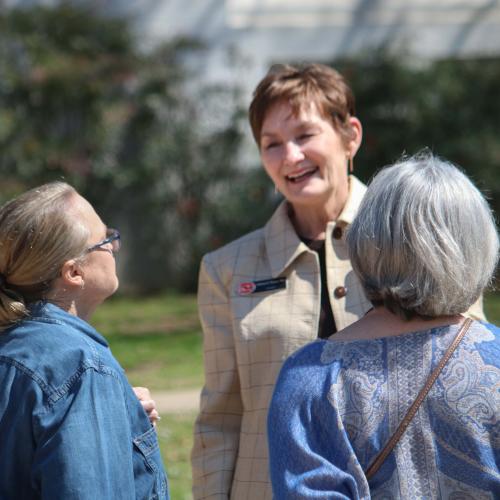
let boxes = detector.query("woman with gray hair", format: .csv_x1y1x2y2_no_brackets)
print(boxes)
0,182,169,499
267,152,499,499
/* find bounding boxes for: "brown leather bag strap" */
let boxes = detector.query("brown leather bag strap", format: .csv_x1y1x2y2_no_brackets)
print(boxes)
364,318,473,480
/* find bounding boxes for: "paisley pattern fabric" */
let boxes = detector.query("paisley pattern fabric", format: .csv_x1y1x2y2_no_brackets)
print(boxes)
268,321,500,499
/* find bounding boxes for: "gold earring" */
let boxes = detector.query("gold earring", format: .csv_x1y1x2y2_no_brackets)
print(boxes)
347,154,354,173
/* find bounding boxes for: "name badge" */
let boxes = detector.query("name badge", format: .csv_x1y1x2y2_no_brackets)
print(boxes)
238,277,287,295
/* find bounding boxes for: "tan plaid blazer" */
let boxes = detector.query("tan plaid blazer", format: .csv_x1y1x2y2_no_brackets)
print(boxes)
191,174,486,499
191,177,373,499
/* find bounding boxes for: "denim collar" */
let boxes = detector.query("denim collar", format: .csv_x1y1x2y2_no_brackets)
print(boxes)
27,301,110,348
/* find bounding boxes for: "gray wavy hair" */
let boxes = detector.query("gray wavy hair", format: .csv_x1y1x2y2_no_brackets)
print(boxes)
347,151,499,319
0,182,89,330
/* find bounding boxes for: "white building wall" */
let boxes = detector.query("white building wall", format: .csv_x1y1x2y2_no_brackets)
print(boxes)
117,0,500,99
3,0,500,109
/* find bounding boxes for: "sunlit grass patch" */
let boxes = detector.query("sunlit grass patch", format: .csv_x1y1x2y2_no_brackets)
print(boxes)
158,412,196,500
90,292,203,390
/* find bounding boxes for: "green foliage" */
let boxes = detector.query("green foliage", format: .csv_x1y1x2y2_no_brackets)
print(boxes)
0,4,135,186
485,292,500,325
335,51,500,217
0,3,264,292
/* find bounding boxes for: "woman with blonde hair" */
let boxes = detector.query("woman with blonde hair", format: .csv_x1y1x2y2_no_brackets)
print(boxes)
0,182,169,499
268,152,499,498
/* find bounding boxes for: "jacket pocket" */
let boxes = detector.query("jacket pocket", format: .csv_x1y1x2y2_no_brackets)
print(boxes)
133,426,169,499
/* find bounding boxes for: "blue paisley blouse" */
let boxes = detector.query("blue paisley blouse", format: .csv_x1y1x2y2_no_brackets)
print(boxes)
268,320,500,499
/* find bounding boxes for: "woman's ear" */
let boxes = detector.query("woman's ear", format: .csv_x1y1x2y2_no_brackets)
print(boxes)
348,116,363,157
60,259,84,289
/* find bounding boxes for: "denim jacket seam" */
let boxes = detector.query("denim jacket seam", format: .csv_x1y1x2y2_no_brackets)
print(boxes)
47,364,121,405
80,330,103,370
31,367,125,442
133,426,161,457
25,316,66,327
0,356,53,395
0,355,122,409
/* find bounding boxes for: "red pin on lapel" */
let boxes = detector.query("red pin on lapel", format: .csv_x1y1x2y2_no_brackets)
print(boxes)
238,282,256,295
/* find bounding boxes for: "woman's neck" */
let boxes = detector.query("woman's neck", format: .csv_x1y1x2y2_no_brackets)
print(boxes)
289,194,347,241
332,306,464,341
45,289,93,322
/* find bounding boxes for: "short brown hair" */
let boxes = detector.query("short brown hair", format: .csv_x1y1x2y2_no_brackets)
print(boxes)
249,63,356,146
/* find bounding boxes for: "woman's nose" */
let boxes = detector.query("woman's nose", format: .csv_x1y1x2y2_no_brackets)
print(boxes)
283,141,304,165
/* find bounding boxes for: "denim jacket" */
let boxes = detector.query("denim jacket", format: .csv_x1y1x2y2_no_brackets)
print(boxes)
0,302,169,500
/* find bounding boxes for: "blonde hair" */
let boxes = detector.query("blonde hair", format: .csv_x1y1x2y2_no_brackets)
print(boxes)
0,182,89,331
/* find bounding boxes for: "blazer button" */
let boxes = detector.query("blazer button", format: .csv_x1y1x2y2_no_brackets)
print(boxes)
334,286,347,298
333,227,343,239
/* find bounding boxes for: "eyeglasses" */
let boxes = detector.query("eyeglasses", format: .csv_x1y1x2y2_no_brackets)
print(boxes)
86,228,121,254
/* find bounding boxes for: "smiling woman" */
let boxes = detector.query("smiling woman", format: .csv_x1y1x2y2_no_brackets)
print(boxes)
191,64,370,500
0,182,169,499
190,63,487,500
259,100,361,237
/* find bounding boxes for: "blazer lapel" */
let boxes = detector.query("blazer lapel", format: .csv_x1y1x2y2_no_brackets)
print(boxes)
264,201,309,279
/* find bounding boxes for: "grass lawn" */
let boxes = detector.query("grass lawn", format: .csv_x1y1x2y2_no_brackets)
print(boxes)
90,292,203,390
157,413,197,500
90,290,500,499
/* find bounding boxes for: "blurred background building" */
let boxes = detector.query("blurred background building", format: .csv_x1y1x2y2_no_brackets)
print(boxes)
4,0,500,98
139,0,500,95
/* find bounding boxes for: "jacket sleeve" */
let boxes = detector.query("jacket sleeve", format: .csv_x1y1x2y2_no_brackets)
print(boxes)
32,370,140,499
191,253,243,499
